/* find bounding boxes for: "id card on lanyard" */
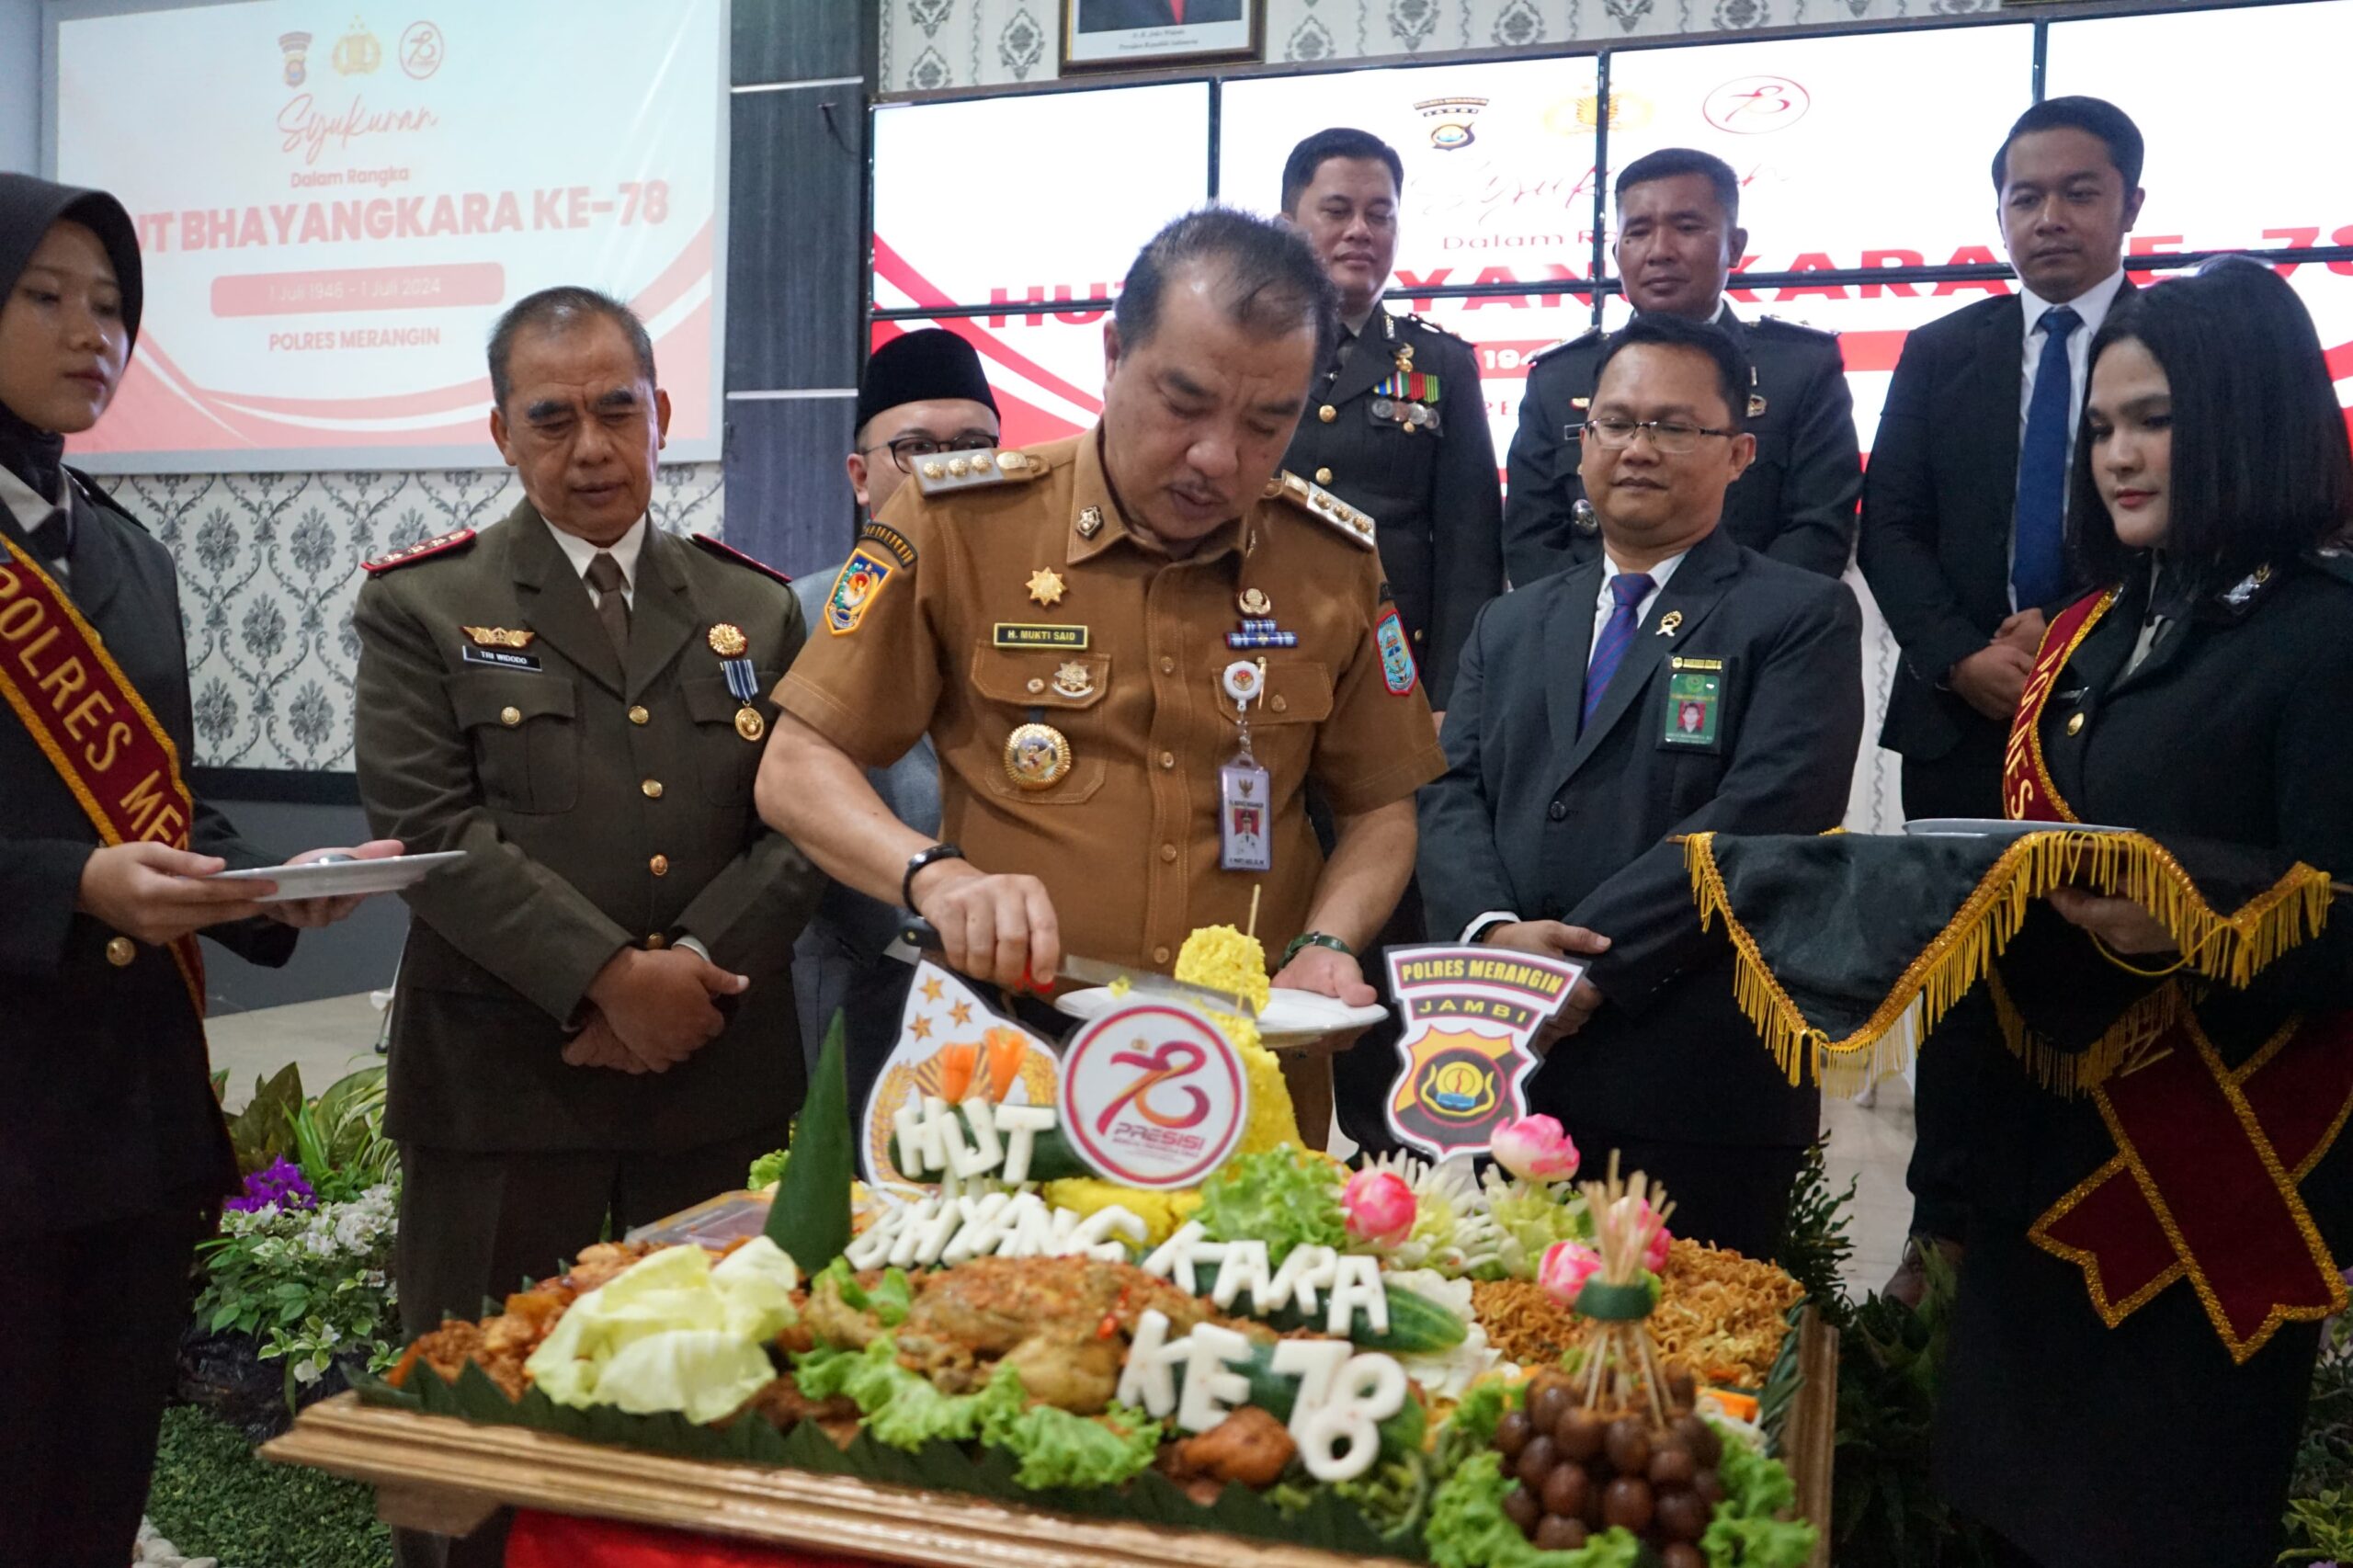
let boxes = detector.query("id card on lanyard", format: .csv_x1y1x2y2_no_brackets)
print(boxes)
1219,659,1272,872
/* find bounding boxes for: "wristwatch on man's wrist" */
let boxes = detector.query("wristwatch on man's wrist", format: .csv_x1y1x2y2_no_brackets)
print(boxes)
1282,930,1354,965
902,842,965,911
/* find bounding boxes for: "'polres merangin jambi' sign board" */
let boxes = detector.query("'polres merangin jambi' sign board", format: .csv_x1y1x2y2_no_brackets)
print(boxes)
1059,1000,1249,1190
47,0,727,472
1382,943,1586,1160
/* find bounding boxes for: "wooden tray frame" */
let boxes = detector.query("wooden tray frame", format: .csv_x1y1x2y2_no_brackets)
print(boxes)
264,1311,1838,1567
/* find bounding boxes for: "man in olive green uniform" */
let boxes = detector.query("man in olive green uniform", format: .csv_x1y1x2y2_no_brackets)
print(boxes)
759,210,1446,1142
1504,148,1859,586
355,288,819,1568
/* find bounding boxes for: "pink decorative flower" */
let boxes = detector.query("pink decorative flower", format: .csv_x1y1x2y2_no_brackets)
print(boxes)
1343,1168,1417,1247
1491,1115,1581,1184
1539,1240,1603,1307
1612,1196,1674,1273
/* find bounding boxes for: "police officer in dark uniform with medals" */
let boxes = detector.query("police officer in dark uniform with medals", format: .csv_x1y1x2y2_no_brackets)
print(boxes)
1504,148,1860,587
1276,127,1504,713
1276,129,1503,1152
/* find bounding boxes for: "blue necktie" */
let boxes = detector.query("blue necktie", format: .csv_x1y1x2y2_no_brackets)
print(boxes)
1582,572,1655,732
2012,303,2082,611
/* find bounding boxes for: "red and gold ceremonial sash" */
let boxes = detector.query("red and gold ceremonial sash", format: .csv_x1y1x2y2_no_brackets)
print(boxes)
2001,585,2117,824
1995,584,2353,1358
0,540,206,1017
2031,1010,2353,1362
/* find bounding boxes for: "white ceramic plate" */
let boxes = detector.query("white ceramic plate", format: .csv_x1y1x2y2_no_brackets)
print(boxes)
1902,818,2134,840
1054,985,1387,1046
207,850,467,903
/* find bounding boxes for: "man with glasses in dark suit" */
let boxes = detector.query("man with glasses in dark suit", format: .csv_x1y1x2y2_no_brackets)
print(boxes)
1420,312,1862,1258
1859,97,2147,1302
790,329,1000,1109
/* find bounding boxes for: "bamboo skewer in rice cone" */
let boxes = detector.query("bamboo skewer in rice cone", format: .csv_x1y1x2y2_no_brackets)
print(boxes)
1574,1153,1677,1426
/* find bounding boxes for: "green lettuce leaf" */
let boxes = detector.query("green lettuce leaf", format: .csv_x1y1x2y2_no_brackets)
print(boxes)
791,1335,990,1451
973,1363,1164,1490
746,1148,790,1193
1699,1422,1818,1568
592,1330,779,1425
810,1256,913,1328
1196,1148,1346,1263
1424,1450,1643,1568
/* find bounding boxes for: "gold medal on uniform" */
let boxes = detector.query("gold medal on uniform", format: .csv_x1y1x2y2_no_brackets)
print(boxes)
1219,660,1272,872
709,623,766,742
1004,719,1073,790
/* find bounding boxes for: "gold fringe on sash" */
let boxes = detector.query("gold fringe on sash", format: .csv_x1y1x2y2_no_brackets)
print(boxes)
1685,829,2336,1094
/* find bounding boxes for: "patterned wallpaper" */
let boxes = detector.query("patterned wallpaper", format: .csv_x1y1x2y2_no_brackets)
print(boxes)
880,0,2006,92
100,464,723,773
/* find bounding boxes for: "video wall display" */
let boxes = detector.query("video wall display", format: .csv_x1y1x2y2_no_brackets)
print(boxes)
872,1,2353,459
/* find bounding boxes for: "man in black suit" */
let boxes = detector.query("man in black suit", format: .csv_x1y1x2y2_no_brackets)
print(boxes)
1505,148,1859,587
1857,97,2146,1291
1420,312,1862,1257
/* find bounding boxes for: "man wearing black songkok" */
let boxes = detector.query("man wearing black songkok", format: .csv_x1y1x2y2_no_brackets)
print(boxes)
0,173,393,1568
789,327,999,1109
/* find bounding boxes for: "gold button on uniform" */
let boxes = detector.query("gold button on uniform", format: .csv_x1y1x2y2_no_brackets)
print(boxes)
1158,656,1176,675
1027,677,1045,694
1318,404,1336,424
649,854,670,876
1314,467,1333,485
2066,712,2086,736
1271,694,1289,713
645,933,667,949
1159,843,1177,862
1159,751,1176,769
499,706,522,728
642,778,664,799
1154,946,1171,965
629,705,650,726
105,936,136,968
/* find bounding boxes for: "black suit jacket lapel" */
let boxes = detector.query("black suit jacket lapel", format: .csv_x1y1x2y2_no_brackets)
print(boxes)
625,528,698,702
510,505,625,697
1544,562,1604,785
1324,312,1402,409
1556,527,1741,791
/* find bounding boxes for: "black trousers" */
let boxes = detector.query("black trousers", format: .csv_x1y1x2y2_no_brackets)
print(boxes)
1559,1126,1808,1263
1332,876,1426,1157
0,1188,218,1568
392,1127,790,1568
1901,721,2009,1244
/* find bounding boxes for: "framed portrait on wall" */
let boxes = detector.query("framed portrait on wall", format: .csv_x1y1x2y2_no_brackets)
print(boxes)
1063,0,1260,71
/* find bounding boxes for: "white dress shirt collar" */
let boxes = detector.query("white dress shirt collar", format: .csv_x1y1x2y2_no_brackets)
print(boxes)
1588,545,1689,668
2020,267,2127,344
544,515,648,607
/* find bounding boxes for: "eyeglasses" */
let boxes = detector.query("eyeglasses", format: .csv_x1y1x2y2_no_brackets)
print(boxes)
1576,417,1735,456
868,433,997,473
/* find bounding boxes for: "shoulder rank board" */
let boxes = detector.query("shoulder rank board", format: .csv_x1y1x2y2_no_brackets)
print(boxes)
362,527,476,574
689,532,793,586
1264,471,1376,550
910,446,1048,498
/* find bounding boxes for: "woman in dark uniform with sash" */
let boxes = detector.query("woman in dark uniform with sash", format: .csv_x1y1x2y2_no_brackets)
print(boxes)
0,174,393,1568
1934,258,2353,1567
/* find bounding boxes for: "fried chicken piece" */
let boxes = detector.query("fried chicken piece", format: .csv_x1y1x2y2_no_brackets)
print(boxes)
561,1240,656,1292
397,1320,484,1388
803,1268,890,1350
893,1256,1231,1411
1162,1406,1296,1491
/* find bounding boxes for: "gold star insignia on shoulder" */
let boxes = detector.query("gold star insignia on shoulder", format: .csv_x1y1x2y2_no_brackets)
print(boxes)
1027,567,1066,607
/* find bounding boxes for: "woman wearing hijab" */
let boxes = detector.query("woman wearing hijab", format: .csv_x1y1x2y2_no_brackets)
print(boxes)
1933,259,2353,1567
0,173,397,1567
